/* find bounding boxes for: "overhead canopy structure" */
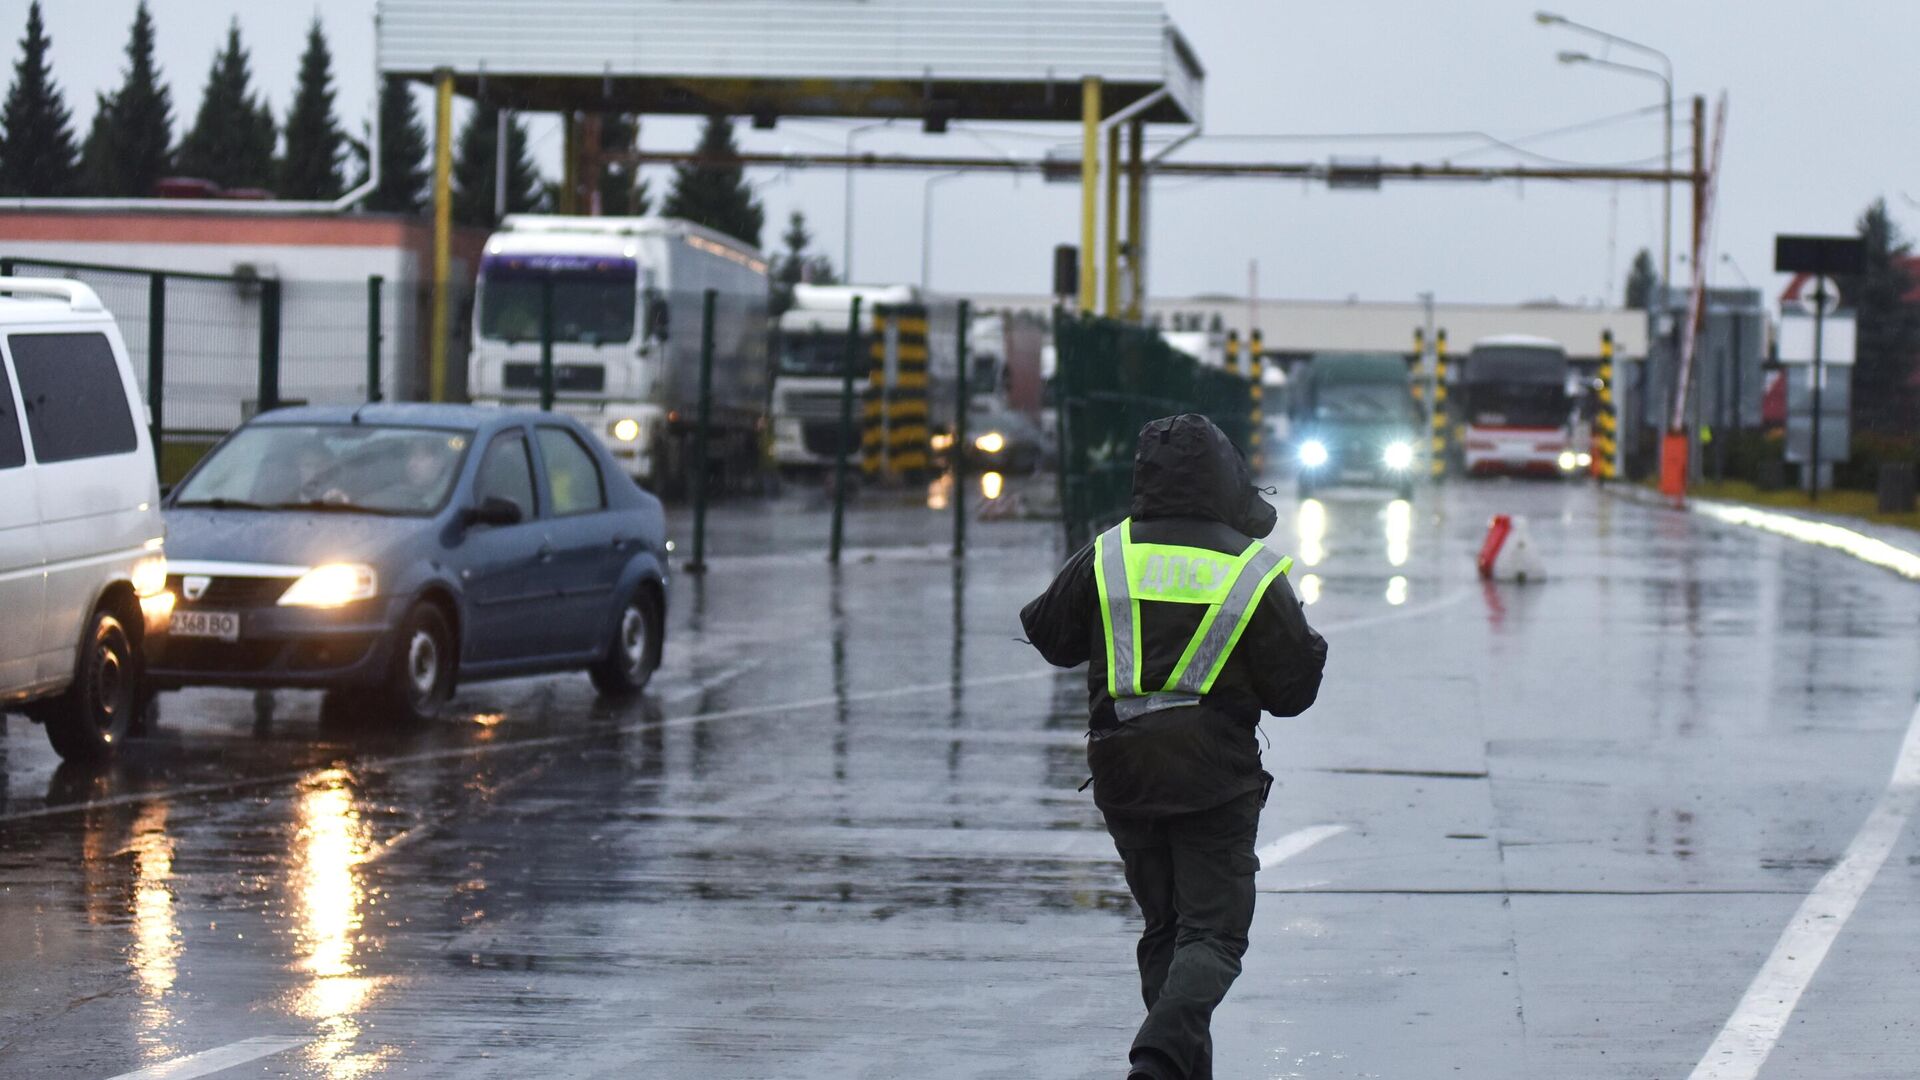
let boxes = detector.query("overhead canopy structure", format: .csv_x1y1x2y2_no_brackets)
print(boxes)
377,0,1203,125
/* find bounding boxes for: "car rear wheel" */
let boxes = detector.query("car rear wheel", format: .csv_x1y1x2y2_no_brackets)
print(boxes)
38,609,140,763
373,603,454,725
590,587,663,697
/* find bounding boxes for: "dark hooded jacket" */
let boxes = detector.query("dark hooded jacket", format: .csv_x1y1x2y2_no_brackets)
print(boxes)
1020,414,1327,817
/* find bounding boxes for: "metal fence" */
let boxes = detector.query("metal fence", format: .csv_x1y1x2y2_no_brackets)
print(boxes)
1054,312,1253,550
0,256,453,482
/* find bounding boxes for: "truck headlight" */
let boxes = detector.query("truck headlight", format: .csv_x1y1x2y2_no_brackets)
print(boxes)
1298,439,1329,468
279,563,379,608
609,418,641,443
1382,441,1414,470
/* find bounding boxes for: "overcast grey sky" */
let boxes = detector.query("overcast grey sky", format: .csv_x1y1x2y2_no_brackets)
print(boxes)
9,0,1919,307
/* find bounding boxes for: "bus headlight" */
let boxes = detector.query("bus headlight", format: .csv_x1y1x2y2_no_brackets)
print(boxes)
1298,440,1329,468
1382,441,1414,470
1576,451,1593,468
1557,450,1578,471
609,418,642,443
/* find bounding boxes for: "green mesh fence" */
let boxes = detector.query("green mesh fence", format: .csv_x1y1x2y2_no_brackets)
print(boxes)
1054,313,1253,550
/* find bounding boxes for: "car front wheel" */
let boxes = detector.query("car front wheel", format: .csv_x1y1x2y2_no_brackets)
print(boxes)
374,603,454,725
590,587,663,697
38,608,140,763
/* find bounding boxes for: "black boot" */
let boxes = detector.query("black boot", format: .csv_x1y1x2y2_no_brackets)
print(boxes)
1127,1047,1179,1080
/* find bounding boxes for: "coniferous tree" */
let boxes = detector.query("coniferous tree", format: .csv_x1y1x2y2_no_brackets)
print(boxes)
0,2,80,195
366,76,429,213
1839,198,1920,436
597,112,649,216
278,18,343,199
771,210,838,313
662,114,764,248
452,101,541,227
79,1,172,196
176,20,276,191
1624,248,1658,310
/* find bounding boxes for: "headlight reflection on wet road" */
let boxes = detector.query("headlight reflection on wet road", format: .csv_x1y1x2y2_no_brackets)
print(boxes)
129,801,180,1064
1295,499,1326,567
290,768,392,1078
1384,499,1411,568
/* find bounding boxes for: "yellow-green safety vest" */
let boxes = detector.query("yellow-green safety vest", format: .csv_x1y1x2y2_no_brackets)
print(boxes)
1094,518,1293,721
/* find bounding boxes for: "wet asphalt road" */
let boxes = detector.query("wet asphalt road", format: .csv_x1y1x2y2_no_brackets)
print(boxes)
2,476,1918,1079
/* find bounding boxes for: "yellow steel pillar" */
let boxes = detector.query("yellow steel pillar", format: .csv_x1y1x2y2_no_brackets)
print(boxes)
1249,329,1265,472
1594,329,1617,480
1125,119,1145,320
1078,77,1101,313
429,68,454,403
1103,125,1120,316
1430,328,1450,479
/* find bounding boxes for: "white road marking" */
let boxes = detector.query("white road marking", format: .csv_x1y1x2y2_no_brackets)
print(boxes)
0,591,1468,826
1692,499,1920,581
1687,698,1920,1080
101,1035,311,1080
1257,824,1349,870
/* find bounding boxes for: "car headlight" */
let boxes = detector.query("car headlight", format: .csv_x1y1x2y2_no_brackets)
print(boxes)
1557,450,1578,472
278,563,379,608
930,432,955,452
1382,441,1414,470
974,431,1005,454
1298,440,1329,468
131,554,168,598
609,418,641,443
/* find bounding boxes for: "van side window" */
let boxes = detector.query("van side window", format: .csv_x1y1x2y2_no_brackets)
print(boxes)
0,360,22,469
9,333,138,463
536,427,606,516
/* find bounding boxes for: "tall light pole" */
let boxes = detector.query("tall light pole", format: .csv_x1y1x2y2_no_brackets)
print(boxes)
842,120,892,282
921,170,965,291
1538,13,1674,296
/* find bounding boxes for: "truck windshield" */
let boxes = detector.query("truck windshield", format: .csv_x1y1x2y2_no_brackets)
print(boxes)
1315,383,1415,423
479,254,637,345
778,329,857,376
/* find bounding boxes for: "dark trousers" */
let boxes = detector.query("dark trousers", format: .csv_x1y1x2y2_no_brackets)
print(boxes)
1103,789,1261,1080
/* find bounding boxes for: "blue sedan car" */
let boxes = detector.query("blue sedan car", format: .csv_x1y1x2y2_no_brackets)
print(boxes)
150,404,670,722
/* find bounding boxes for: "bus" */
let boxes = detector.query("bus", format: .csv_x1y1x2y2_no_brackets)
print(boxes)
1459,335,1580,476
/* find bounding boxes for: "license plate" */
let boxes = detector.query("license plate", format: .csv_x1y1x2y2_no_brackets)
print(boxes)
171,610,240,642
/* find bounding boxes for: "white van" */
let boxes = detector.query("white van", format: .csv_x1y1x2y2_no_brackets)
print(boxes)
0,279,170,761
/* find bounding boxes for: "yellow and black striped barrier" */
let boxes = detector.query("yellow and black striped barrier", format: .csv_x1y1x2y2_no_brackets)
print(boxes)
1592,328,1616,481
1248,329,1265,473
1412,327,1426,407
1429,328,1450,479
861,304,932,479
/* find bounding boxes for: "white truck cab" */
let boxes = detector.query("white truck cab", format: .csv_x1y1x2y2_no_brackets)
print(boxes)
0,279,170,761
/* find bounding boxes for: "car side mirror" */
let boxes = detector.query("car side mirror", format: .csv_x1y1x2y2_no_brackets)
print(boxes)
465,495,523,527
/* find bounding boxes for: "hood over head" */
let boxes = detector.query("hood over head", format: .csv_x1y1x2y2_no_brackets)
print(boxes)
1128,413,1277,538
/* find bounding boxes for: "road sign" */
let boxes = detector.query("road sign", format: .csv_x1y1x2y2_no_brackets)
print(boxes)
1774,235,1866,275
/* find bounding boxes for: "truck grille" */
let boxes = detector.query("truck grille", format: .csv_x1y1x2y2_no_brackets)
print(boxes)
504,363,606,393
783,390,847,422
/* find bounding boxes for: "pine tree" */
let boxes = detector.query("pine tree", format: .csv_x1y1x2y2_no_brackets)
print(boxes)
366,76,429,214
79,1,172,196
771,210,838,313
453,101,541,227
0,2,79,195
278,18,343,199
1624,248,1658,310
662,114,764,248
175,20,276,191
597,112,649,216
1840,198,1920,436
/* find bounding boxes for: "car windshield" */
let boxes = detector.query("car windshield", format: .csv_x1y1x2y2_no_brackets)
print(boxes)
778,328,857,376
1314,382,1415,422
174,423,472,516
478,255,637,345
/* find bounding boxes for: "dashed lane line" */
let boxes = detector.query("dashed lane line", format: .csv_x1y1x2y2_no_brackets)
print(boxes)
99,1035,312,1080
1687,698,1920,1080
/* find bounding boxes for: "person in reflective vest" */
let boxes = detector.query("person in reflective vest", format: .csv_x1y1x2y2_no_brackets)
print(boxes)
1021,414,1327,1080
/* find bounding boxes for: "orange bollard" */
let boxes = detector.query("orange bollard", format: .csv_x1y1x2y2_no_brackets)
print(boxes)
1660,433,1690,500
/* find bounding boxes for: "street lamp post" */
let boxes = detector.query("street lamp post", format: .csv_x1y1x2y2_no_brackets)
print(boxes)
843,120,893,281
921,170,966,291
1538,13,1674,296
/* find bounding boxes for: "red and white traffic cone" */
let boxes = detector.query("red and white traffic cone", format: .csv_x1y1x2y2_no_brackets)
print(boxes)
1477,514,1546,583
